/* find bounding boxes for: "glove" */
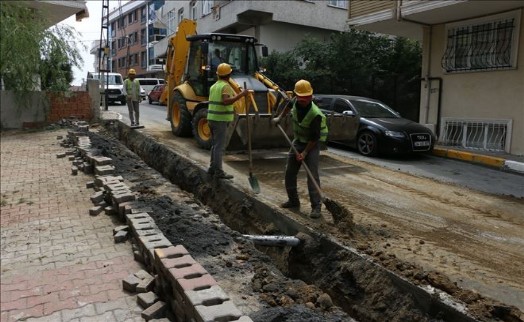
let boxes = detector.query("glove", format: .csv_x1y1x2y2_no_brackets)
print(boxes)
271,117,281,125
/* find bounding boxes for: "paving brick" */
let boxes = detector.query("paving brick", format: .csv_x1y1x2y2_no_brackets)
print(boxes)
134,270,153,280
71,166,78,175
194,300,242,322
89,205,103,216
137,291,158,309
114,230,128,243
123,274,142,292
177,274,218,293
168,262,208,281
155,245,190,260
136,276,155,293
90,191,105,204
113,192,136,204
141,300,166,321
184,285,230,307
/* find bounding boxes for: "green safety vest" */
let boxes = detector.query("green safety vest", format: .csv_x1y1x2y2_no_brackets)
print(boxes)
207,80,235,122
124,78,140,101
291,102,328,143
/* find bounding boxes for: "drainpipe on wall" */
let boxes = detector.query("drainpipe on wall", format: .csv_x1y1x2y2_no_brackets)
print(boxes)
395,0,442,138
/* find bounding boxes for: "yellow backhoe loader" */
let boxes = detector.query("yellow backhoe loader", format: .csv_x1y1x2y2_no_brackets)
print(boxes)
160,19,356,150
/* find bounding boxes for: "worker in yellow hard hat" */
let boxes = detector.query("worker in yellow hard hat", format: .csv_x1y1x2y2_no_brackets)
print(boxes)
206,63,248,179
271,79,328,218
123,68,141,126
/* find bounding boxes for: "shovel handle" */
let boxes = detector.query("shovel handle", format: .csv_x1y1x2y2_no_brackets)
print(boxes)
276,124,323,199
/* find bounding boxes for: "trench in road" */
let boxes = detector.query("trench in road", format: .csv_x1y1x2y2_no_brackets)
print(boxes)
107,121,524,321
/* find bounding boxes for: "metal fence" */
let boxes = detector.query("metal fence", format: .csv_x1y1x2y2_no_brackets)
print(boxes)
441,118,512,152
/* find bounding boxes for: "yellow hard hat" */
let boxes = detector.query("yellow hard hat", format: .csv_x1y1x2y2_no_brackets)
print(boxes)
294,79,313,96
128,69,136,75
216,63,232,77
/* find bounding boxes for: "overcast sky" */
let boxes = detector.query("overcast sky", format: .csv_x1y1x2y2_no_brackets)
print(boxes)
62,1,126,85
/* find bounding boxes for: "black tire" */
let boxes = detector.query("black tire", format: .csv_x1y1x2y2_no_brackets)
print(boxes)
148,97,152,104
170,91,192,137
192,108,212,150
357,131,378,156
120,100,126,106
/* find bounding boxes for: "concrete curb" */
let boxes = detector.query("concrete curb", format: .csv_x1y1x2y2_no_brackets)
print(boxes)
433,147,524,174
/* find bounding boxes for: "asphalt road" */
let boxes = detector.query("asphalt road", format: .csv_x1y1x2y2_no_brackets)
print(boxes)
107,101,524,198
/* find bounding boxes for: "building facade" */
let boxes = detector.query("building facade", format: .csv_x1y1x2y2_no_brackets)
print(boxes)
93,0,167,78
347,0,524,155
151,0,349,72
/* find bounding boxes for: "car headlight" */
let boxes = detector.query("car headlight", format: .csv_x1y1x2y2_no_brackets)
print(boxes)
384,131,405,138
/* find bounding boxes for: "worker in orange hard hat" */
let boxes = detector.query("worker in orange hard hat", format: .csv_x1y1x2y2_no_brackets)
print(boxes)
271,79,328,218
123,68,141,126
206,63,248,179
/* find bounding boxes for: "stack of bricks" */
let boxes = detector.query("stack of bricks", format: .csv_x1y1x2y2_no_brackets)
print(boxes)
62,127,253,322
47,91,92,122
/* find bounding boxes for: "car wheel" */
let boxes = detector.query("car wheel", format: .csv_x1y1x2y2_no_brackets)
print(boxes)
357,131,378,156
148,97,152,104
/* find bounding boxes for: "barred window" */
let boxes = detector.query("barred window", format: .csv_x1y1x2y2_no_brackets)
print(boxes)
328,0,347,9
442,12,519,72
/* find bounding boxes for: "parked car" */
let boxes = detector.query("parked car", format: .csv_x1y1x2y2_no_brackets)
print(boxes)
314,94,436,156
148,84,165,104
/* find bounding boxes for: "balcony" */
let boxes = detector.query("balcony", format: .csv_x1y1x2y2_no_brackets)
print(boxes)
348,0,523,40
22,0,88,28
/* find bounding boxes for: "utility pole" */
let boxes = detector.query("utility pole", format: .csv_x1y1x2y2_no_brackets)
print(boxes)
98,0,110,111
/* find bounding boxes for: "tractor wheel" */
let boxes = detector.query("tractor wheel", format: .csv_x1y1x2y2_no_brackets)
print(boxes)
357,131,378,157
192,108,212,150
170,91,192,137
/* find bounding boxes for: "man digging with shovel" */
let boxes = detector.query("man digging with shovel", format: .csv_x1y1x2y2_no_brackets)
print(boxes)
271,79,328,218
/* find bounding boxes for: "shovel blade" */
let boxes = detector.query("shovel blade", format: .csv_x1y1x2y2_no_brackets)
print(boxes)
248,174,260,194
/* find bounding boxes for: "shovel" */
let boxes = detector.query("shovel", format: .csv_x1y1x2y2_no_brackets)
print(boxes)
276,124,353,229
245,84,260,194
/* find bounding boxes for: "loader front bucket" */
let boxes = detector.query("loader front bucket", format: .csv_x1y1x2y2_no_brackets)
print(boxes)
226,114,294,151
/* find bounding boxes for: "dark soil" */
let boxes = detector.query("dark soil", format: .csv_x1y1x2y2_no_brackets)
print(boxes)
87,129,352,321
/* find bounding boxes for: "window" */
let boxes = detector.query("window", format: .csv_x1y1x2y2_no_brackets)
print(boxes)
110,22,116,37
328,0,347,9
202,0,213,16
178,8,184,23
112,60,116,72
441,11,519,72
141,51,147,68
141,6,147,23
167,9,176,33
111,41,116,56
128,12,134,24
129,33,135,45
190,1,197,20
141,29,146,46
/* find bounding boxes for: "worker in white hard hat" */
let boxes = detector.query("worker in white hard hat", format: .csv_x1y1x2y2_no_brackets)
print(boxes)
123,69,141,126
206,63,248,179
271,79,328,218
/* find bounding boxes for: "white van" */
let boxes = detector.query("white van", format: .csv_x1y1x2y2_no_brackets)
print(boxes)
136,78,165,98
87,72,126,105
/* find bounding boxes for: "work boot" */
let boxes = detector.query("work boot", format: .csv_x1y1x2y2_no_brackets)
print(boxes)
207,167,216,176
280,200,300,209
310,206,321,219
214,170,233,180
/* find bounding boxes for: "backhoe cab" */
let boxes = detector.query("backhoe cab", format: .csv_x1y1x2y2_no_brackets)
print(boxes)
165,19,355,150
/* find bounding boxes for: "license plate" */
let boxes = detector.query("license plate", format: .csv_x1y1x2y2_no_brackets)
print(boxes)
108,95,117,98
414,141,430,147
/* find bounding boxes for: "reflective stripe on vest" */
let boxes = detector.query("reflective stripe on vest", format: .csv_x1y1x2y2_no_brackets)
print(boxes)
291,102,328,143
207,80,234,122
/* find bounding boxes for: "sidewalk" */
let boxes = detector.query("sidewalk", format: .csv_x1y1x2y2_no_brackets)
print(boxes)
433,145,524,174
0,130,143,321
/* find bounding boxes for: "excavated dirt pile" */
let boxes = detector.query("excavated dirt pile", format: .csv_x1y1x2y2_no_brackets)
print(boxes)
89,124,523,322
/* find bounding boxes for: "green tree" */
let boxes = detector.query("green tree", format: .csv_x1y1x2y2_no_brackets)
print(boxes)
260,29,422,120
0,2,84,93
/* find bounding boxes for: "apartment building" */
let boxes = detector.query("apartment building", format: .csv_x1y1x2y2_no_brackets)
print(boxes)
151,0,349,70
95,0,167,78
347,1,524,155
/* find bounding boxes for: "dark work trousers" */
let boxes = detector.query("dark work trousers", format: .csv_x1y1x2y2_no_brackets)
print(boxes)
208,120,229,172
127,98,140,124
284,140,321,209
